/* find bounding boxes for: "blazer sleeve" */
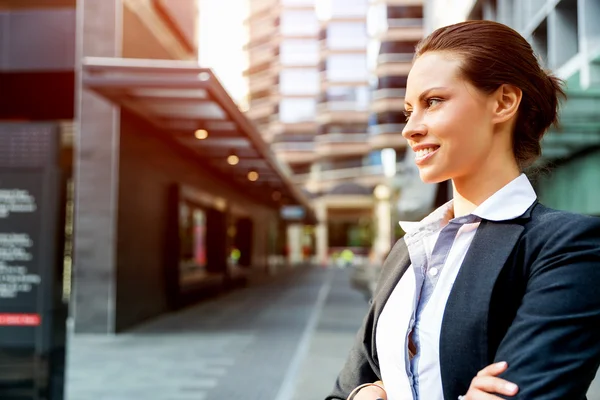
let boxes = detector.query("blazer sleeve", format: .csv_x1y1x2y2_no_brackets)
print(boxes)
325,239,409,399
493,215,600,399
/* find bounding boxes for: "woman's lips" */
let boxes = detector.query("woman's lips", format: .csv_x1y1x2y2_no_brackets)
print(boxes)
414,146,440,165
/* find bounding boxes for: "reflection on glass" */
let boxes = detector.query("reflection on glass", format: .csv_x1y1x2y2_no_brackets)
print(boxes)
179,202,207,287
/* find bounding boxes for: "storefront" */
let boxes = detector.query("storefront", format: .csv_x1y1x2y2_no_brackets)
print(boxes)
78,57,315,328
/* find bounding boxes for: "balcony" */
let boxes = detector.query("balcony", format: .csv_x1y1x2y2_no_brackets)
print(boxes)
371,88,405,114
368,123,407,149
249,69,276,95
248,42,276,69
295,161,406,193
272,141,318,164
316,102,370,124
248,0,278,20
369,0,424,5
247,19,278,46
269,120,319,136
246,97,275,121
315,133,370,158
374,53,413,76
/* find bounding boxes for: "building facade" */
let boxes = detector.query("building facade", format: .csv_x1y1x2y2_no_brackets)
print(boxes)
246,0,429,263
1,0,311,341
426,0,600,216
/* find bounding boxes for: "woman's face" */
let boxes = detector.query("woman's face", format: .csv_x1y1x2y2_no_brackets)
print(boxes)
403,51,497,184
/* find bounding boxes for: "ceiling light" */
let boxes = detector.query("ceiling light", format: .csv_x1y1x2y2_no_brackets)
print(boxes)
227,154,240,165
247,170,259,182
194,129,208,140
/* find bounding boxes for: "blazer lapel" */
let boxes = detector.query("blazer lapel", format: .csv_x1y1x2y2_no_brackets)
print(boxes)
371,239,411,367
439,219,525,399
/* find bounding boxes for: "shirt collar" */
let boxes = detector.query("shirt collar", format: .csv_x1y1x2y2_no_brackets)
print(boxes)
399,174,537,234
471,173,537,221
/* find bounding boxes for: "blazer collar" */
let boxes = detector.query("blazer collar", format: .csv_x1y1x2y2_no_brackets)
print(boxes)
439,209,533,398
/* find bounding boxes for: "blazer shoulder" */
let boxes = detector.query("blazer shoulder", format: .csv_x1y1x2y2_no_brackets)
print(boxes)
525,203,600,238
521,203,600,262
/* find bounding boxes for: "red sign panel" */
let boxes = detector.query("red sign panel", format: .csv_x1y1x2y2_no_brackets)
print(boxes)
0,313,41,326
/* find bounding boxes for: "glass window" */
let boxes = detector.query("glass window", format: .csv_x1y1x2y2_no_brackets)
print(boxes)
331,0,368,18
377,76,408,90
281,10,319,35
326,54,368,82
388,6,423,19
379,41,418,55
279,98,316,123
280,69,319,95
326,86,370,109
281,0,314,5
327,22,368,49
179,202,207,287
280,40,319,65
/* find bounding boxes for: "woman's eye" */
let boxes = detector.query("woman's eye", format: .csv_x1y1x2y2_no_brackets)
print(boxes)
402,110,412,122
427,98,442,107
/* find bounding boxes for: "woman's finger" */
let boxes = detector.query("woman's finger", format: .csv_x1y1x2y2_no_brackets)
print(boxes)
476,361,508,377
471,375,519,397
464,388,507,400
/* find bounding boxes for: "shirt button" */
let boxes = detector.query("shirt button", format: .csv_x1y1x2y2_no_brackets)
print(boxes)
429,267,439,277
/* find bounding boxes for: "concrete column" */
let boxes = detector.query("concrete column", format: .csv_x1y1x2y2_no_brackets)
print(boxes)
315,201,328,266
373,185,392,264
287,223,303,266
72,0,122,333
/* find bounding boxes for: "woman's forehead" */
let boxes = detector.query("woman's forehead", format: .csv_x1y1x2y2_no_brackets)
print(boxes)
406,53,463,99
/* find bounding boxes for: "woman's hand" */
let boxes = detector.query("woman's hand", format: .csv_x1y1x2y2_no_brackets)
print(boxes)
462,361,519,399
353,380,387,400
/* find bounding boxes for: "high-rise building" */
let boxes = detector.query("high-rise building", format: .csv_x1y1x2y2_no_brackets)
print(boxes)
246,0,429,263
426,0,600,217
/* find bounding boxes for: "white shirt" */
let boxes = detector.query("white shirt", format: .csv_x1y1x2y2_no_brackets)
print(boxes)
376,174,537,400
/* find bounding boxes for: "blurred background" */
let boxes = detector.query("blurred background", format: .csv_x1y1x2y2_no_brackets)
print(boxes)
0,0,599,399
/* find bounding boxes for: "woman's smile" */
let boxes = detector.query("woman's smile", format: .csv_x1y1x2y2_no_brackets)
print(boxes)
412,144,440,165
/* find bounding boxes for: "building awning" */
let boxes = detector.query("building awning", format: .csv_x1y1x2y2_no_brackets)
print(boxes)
82,57,315,222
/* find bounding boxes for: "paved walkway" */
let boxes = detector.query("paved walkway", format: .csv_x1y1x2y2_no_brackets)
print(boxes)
65,264,600,400
65,266,367,400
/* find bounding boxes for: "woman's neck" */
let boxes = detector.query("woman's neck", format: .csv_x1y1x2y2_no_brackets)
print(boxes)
451,161,521,218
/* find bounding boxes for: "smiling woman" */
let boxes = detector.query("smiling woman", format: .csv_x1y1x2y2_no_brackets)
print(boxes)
327,20,600,400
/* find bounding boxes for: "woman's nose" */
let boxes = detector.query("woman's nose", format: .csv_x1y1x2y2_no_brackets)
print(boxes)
402,118,426,140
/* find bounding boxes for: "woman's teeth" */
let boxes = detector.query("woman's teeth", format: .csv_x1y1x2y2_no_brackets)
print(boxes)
416,148,437,158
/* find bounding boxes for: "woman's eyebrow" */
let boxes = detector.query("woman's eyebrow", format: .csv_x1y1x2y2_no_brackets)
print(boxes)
405,87,448,107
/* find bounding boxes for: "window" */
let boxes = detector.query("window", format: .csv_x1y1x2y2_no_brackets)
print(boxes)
279,98,316,123
280,69,319,95
281,0,314,5
376,111,406,125
280,40,319,65
179,202,207,287
377,76,408,90
327,22,368,50
281,10,319,36
326,54,368,82
388,6,423,19
325,86,370,109
379,41,418,55
328,0,368,18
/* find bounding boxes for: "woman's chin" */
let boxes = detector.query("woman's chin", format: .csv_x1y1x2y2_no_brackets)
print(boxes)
418,167,447,184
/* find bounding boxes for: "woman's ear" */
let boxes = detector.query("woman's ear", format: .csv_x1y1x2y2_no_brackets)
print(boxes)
492,84,522,124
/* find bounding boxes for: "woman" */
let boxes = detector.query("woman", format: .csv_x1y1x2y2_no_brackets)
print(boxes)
326,20,600,400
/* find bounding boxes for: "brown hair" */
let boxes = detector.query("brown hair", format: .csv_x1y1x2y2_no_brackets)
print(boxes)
415,20,566,169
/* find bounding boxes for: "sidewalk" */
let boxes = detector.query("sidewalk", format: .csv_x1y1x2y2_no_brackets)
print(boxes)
65,265,367,400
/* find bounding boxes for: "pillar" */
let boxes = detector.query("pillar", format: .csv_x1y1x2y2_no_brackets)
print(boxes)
287,223,303,266
72,0,122,333
315,201,328,266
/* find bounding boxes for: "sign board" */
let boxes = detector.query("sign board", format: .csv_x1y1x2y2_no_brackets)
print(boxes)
0,123,64,399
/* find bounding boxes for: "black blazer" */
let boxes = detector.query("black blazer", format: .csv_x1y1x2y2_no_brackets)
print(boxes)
327,202,600,400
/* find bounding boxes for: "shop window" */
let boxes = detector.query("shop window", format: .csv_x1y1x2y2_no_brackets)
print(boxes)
178,201,207,286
